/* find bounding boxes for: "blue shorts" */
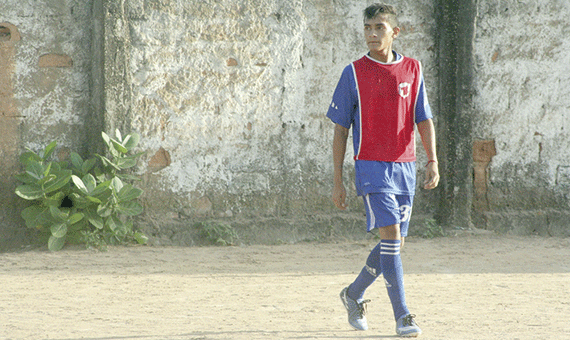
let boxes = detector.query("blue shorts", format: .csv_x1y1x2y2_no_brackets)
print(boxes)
363,193,414,237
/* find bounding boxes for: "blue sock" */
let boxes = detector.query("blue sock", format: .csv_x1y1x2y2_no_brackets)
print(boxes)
380,239,410,320
347,242,382,301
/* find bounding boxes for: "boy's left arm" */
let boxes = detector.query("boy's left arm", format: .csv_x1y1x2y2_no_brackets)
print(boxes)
417,118,440,189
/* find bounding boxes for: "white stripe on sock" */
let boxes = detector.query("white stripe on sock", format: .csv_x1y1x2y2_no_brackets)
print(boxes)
380,249,400,255
380,242,400,255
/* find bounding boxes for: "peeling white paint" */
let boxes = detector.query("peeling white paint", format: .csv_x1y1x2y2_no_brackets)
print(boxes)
473,0,570,186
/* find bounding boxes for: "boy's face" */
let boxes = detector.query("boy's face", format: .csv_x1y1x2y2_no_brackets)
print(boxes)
364,15,399,60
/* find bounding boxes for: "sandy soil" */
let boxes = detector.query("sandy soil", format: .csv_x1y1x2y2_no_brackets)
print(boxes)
1,231,570,340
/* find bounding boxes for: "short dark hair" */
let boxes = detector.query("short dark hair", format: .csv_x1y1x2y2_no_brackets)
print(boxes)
363,3,399,28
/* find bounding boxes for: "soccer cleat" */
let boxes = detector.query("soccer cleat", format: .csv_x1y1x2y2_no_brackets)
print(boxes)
339,286,370,330
396,314,422,337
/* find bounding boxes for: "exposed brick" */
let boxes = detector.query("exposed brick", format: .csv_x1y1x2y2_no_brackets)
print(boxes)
0,23,20,42
38,54,73,68
148,147,171,172
473,140,496,163
473,140,496,212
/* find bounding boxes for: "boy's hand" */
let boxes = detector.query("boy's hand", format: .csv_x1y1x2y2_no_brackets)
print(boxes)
424,162,440,189
332,183,348,210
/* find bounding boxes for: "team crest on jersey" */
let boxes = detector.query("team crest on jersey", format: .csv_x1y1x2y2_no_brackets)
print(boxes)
398,82,412,98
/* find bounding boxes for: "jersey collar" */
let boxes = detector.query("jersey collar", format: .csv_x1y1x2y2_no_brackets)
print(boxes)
365,51,403,65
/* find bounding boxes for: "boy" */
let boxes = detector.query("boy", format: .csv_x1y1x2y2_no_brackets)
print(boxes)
326,3,439,338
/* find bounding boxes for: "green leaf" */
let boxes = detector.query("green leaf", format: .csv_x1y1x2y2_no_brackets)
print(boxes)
91,180,111,197
117,174,142,182
117,184,143,202
45,191,66,207
97,202,113,218
93,189,112,204
52,162,64,172
134,231,148,245
111,139,128,154
82,174,97,193
68,218,88,233
101,131,111,148
19,151,41,165
15,184,44,200
96,154,121,171
84,209,104,229
116,157,137,169
49,205,68,221
26,161,45,180
110,177,124,192
74,193,101,206
50,222,67,238
42,162,52,178
38,174,56,187
42,141,57,161
48,235,66,251
86,196,102,204
43,170,72,194
70,152,83,170
123,133,140,150
14,172,38,184
105,215,123,232
21,205,49,229
115,129,123,142
82,158,96,174
117,201,143,216
92,167,107,183
72,175,89,195
67,213,84,225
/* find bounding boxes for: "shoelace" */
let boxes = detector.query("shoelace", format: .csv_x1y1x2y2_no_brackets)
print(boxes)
402,314,417,326
356,299,371,317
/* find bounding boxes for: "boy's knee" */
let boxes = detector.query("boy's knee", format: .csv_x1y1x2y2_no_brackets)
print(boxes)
378,224,401,240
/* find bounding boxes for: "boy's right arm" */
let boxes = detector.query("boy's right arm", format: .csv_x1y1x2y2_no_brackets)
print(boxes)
332,124,349,210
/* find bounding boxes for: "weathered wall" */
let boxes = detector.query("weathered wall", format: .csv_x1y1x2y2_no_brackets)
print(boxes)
471,0,570,236
0,1,95,249
1,0,568,249
114,0,438,244
0,0,439,248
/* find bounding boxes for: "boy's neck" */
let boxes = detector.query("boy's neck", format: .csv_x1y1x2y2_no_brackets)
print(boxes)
369,49,395,63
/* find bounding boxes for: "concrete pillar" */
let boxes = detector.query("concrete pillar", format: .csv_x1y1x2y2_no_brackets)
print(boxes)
102,0,133,135
434,0,477,229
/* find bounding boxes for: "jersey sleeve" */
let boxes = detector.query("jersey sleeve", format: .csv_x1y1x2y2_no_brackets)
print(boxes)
414,71,433,124
326,65,357,129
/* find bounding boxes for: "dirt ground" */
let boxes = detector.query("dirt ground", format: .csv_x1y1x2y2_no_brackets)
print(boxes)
1,230,570,340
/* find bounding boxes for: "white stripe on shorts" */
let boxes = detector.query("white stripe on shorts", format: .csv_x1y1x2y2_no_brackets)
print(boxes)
364,194,376,230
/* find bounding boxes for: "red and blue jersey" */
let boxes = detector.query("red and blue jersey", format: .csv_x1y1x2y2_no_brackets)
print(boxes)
327,52,433,196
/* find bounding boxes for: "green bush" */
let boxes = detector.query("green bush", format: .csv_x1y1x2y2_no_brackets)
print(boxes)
196,221,238,246
14,130,148,251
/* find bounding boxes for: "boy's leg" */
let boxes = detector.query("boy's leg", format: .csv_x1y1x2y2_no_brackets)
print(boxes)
375,195,421,337
344,193,395,302
341,193,420,335
376,224,409,321
347,242,381,301
339,195,386,331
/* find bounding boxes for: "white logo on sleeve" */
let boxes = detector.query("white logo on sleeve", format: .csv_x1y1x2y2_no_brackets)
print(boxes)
331,101,338,110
